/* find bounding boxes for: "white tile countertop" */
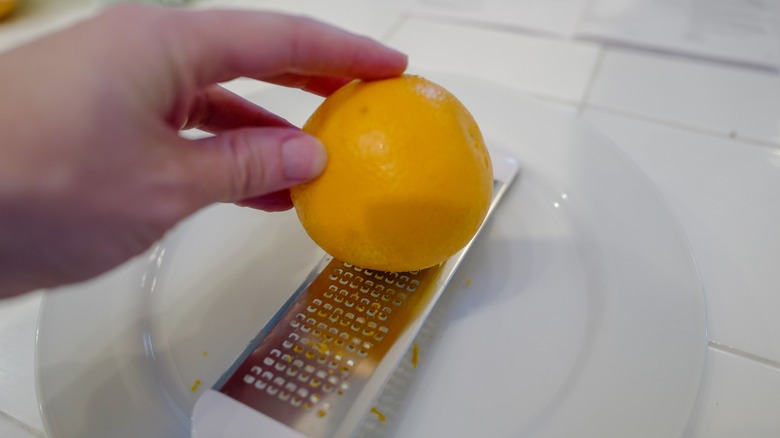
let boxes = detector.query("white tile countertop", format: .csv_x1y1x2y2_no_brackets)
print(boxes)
1,0,779,437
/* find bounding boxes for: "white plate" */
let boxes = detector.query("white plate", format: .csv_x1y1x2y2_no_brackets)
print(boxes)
36,74,707,438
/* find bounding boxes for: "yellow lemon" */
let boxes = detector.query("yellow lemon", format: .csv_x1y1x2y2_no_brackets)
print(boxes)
0,1,18,20
291,75,493,272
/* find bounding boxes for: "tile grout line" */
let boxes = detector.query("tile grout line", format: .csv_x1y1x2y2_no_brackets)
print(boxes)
709,340,780,371
0,409,45,438
576,46,607,117
581,103,780,151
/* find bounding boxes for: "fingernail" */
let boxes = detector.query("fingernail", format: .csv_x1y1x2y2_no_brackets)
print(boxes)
282,134,327,180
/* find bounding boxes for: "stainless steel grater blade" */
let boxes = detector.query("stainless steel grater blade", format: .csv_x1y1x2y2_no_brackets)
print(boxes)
192,150,520,438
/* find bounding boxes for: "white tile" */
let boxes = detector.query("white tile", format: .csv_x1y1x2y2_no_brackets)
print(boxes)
406,0,587,37
537,97,579,116
588,49,780,145
0,292,45,431
690,347,780,437
581,108,780,364
0,416,41,438
385,17,601,103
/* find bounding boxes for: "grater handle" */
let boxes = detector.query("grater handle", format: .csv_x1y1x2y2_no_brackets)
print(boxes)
192,390,307,438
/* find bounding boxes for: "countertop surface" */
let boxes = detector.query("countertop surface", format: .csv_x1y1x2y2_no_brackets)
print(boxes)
1,0,779,437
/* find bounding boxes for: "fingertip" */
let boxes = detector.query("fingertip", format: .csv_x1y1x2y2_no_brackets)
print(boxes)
387,47,409,70
187,127,326,206
281,134,327,181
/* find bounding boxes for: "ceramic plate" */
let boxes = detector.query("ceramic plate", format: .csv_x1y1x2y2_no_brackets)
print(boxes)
36,74,707,438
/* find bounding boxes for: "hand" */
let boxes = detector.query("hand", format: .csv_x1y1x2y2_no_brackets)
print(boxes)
0,4,407,297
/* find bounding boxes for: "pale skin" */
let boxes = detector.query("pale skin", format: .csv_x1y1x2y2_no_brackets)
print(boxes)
0,4,407,297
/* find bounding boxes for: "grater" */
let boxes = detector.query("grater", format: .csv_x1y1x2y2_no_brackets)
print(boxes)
192,150,519,438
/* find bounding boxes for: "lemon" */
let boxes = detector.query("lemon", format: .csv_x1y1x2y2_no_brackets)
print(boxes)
291,75,493,272
0,1,17,20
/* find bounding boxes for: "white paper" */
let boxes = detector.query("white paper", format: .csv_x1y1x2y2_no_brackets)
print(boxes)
577,0,780,69
406,0,780,70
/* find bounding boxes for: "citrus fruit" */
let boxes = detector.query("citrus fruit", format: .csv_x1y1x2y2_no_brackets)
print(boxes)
291,74,493,272
0,1,17,20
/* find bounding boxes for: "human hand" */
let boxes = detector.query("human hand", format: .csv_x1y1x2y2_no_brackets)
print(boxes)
0,4,407,297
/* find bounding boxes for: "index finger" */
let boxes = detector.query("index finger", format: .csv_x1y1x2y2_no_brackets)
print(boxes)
159,7,408,88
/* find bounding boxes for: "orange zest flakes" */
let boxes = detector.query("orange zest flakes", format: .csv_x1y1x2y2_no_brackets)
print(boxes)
370,407,387,423
412,342,419,369
191,379,202,392
316,342,329,354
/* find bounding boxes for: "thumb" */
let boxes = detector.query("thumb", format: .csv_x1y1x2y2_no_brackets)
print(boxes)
188,128,327,205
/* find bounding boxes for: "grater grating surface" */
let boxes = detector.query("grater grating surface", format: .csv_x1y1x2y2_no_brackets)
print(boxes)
218,261,444,437
210,150,519,438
